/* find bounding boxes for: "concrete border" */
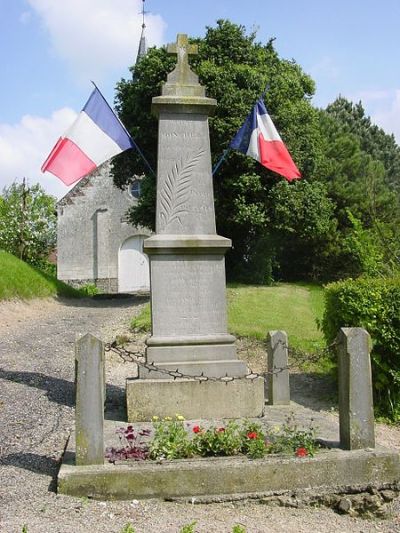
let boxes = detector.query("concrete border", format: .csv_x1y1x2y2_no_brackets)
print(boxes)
58,447,400,501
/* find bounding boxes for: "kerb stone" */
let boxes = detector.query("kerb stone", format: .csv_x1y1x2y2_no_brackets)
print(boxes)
75,333,105,465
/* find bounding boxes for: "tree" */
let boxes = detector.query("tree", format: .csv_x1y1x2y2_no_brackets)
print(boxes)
0,181,56,266
325,97,400,193
113,20,326,282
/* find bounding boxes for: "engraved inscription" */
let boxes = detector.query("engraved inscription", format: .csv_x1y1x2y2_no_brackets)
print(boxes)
158,146,205,231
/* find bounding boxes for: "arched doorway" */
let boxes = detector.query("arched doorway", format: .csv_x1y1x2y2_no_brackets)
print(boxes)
118,235,150,292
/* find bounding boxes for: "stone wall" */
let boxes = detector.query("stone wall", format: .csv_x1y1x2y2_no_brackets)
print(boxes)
57,162,150,293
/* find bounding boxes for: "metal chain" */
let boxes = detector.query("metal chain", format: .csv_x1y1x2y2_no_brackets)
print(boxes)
105,339,338,384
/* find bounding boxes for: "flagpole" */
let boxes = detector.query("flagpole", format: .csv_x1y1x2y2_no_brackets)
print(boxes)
90,81,156,177
212,148,231,176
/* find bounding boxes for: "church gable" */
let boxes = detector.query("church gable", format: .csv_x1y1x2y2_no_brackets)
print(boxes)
57,163,150,293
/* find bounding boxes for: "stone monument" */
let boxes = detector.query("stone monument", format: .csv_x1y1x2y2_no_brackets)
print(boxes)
126,34,264,420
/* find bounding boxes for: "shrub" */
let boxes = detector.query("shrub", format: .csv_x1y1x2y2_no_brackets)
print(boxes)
322,276,400,420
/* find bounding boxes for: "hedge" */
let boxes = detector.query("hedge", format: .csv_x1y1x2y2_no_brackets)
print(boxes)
322,276,400,421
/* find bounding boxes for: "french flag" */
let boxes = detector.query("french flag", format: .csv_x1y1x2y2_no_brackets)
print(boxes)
41,86,134,186
230,98,301,181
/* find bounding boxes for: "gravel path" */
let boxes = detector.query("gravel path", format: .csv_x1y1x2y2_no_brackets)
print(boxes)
0,296,399,533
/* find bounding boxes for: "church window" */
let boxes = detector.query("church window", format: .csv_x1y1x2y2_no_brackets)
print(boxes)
129,179,141,199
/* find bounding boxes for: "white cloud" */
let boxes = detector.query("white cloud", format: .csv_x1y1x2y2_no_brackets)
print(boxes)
0,109,78,199
27,0,166,82
352,89,400,144
308,56,340,80
370,90,400,144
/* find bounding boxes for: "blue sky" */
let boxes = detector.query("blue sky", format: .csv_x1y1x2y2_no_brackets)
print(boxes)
1,0,399,198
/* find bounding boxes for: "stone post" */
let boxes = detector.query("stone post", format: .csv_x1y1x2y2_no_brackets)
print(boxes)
336,327,375,450
75,333,105,465
266,331,290,405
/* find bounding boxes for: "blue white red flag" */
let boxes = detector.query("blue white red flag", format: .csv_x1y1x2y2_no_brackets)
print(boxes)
41,87,134,186
230,98,301,181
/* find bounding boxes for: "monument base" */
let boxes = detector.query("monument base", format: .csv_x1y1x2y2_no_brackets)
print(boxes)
126,377,265,421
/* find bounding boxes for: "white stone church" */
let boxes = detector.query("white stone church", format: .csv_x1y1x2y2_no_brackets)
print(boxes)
56,162,151,293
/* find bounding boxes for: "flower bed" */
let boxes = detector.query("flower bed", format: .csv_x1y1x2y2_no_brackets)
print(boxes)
105,414,319,463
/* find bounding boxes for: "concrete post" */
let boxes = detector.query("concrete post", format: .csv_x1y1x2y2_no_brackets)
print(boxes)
75,333,105,465
266,330,290,405
336,327,375,450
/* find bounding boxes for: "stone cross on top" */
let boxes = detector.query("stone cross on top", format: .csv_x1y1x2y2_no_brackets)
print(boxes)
165,33,199,88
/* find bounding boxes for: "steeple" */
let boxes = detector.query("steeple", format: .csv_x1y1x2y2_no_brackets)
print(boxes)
136,0,147,62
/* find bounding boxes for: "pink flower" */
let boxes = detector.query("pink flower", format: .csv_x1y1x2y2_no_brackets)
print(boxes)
295,447,308,457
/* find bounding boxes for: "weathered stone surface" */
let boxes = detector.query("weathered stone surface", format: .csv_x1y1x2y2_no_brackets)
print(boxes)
126,378,264,421
58,445,400,501
336,328,375,450
75,334,105,465
266,330,290,405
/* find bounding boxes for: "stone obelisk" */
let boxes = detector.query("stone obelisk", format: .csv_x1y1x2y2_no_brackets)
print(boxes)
126,35,264,420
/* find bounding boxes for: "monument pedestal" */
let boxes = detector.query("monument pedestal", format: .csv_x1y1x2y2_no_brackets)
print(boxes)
126,378,265,422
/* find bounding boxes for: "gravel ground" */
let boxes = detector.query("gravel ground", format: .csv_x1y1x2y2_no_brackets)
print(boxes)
0,296,400,533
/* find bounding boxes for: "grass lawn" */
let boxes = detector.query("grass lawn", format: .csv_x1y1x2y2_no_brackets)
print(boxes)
0,249,81,300
132,282,325,352
227,283,325,351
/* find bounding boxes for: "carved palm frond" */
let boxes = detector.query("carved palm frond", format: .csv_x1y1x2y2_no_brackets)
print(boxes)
159,147,205,230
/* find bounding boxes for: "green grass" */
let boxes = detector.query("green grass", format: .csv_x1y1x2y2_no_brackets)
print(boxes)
131,282,325,352
0,249,82,300
227,283,325,351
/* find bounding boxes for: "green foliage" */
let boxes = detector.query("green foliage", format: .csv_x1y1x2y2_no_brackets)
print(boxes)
0,249,81,300
192,421,243,457
322,276,400,420
119,524,136,533
131,304,151,331
180,522,197,533
232,526,246,533
79,283,100,297
325,97,400,193
0,181,56,266
266,413,319,456
148,415,318,461
22,526,28,533
150,415,194,460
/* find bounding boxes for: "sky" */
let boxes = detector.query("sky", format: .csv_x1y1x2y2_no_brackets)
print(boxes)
1,0,399,199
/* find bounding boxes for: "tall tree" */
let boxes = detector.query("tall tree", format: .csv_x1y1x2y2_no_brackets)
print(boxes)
113,20,326,281
0,181,56,266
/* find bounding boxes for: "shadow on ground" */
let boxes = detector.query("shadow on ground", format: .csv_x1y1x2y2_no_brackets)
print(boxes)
0,452,60,492
290,372,337,411
56,294,149,309
0,368,126,420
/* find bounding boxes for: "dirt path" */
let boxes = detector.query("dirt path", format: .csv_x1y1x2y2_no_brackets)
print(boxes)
0,297,399,533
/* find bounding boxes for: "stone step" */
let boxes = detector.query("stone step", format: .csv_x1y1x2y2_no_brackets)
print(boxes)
139,358,248,380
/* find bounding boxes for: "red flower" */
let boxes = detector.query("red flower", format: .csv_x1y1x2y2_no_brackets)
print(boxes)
246,431,258,440
217,427,225,432
192,425,201,434
295,447,308,457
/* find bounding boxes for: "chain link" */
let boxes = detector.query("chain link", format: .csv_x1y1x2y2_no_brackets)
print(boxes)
105,338,338,384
